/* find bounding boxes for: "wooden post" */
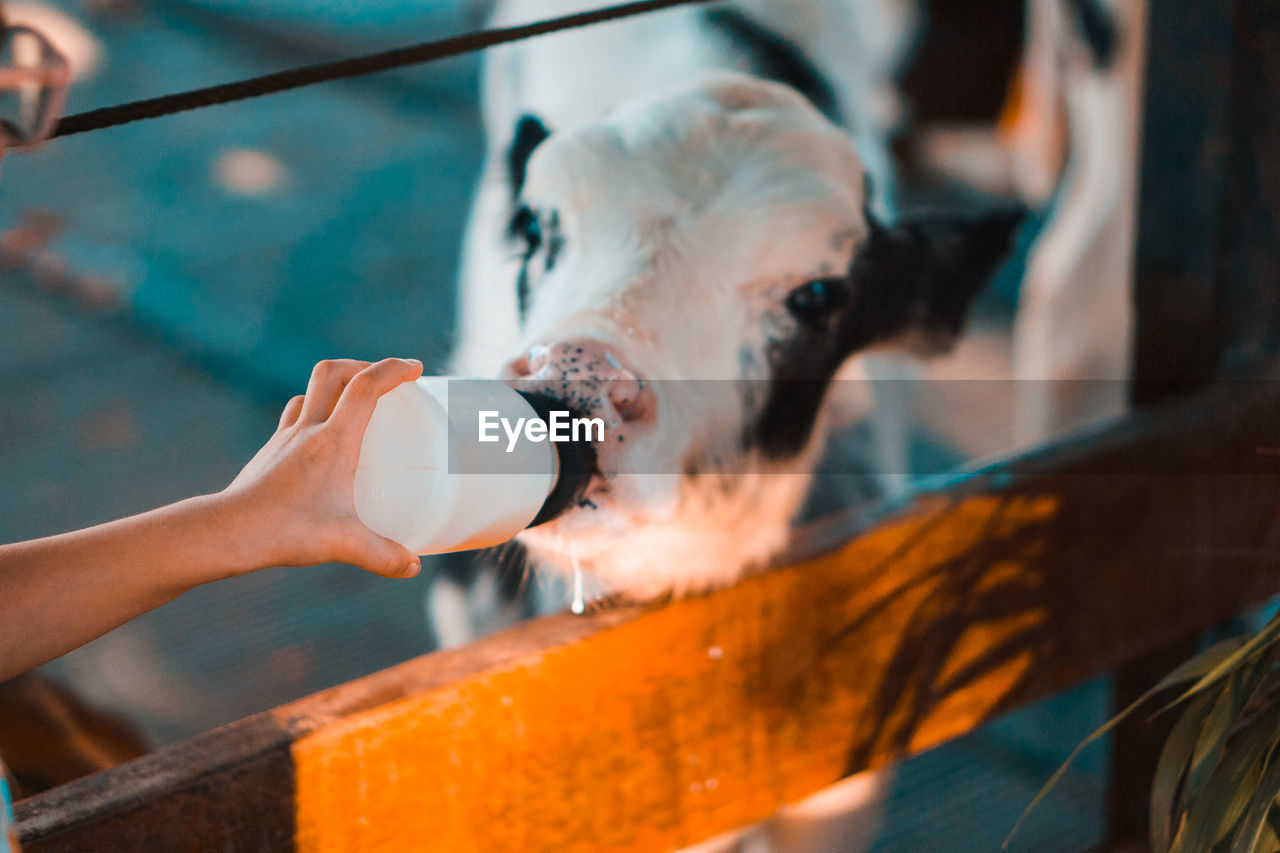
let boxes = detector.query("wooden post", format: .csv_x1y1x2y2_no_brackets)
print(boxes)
1131,0,1279,400
1113,0,1280,845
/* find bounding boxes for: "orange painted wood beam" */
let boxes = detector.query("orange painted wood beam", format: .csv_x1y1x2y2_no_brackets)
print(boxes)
16,383,1280,852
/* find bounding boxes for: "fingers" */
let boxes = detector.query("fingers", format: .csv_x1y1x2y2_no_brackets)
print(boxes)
330,358,423,439
298,359,370,424
277,395,305,430
350,533,422,579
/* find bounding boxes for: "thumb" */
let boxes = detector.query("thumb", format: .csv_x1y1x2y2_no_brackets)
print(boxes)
351,533,422,579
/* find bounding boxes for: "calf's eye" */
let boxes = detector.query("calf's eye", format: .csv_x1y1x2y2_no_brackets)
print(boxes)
785,278,849,329
510,205,543,256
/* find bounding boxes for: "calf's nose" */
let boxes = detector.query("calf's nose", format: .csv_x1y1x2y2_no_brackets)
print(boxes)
504,339,655,425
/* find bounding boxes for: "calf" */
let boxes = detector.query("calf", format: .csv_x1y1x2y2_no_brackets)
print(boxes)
443,2,1138,849
453,2,1021,603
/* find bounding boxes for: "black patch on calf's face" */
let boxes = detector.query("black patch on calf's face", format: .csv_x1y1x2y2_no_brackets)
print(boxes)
747,206,1025,460
508,207,564,322
544,210,565,272
507,114,552,198
509,205,540,319
515,264,532,319
851,206,1025,354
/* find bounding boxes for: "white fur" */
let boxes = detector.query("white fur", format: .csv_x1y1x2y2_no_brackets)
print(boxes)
455,1,919,601
461,72,880,599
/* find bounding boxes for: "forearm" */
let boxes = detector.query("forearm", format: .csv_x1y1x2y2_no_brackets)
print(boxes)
0,357,422,682
0,493,263,681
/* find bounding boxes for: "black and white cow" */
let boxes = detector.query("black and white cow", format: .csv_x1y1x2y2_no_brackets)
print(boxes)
451,0,1023,607
440,1,1137,849
445,0,1143,627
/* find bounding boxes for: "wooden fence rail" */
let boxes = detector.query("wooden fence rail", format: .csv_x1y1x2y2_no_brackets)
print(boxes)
14,380,1280,852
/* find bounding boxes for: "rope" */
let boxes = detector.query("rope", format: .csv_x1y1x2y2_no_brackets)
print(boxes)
50,0,719,139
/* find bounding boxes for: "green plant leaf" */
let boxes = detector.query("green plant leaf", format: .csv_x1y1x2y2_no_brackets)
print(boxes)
1153,636,1252,703
1229,744,1280,853
1152,691,1215,852
1162,618,1280,714
1189,671,1247,790
1260,798,1280,852
1185,657,1273,814
1175,703,1280,853
1006,636,1247,849
1218,742,1268,847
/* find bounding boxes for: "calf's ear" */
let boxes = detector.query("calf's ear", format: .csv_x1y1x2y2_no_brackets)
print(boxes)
847,206,1026,355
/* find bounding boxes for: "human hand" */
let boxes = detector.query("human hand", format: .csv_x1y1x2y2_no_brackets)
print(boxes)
220,357,424,579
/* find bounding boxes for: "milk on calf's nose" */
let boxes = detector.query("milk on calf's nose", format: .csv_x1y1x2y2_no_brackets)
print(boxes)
353,377,596,555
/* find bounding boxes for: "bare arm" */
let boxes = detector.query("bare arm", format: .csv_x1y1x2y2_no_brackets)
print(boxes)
0,357,424,682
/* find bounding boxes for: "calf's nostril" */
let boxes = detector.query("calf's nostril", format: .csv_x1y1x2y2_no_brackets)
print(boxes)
507,338,655,424
608,378,654,423
608,377,640,407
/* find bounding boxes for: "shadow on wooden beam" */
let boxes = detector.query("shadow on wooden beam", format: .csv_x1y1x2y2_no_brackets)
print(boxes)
15,382,1280,853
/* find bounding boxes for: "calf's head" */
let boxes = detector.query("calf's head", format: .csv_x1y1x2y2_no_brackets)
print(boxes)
489,73,1020,598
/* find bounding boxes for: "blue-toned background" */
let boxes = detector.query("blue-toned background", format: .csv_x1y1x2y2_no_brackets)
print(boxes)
1,0,480,742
